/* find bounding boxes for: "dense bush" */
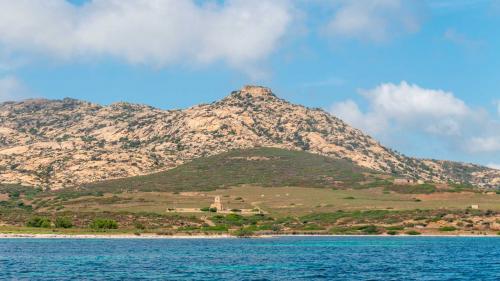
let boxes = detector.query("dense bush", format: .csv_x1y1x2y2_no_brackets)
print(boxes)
233,227,255,237
26,217,51,228
89,218,118,229
54,217,73,228
405,230,421,235
202,225,228,232
385,184,436,194
358,225,381,234
438,226,457,232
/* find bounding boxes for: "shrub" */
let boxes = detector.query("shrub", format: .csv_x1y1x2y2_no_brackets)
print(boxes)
387,230,398,235
358,225,381,234
343,196,355,200
439,226,457,232
234,227,255,237
8,191,20,199
54,217,73,228
209,207,217,212
134,222,145,230
202,225,228,232
386,184,436,194
405,230,421,235
303,224,325,231
200,207,210,212
90,218,118,229
386,225,405,231
26,217,51,228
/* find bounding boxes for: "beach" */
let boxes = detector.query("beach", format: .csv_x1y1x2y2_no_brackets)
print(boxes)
0,233,497,239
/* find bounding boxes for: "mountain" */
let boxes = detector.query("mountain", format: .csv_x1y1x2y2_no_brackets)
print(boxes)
0,85,498,189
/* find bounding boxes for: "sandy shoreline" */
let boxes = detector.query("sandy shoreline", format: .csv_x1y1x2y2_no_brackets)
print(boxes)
0,233,235,239
0,233,498,239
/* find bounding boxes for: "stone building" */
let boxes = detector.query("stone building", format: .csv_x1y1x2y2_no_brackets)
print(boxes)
210,196,223,212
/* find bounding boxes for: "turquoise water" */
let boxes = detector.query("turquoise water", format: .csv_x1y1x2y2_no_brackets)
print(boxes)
0,237,499,280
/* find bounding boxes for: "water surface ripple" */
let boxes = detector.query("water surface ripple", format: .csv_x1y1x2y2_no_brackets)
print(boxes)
0,237,499,280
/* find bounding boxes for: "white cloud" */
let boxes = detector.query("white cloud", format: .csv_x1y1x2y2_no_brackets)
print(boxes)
487,163,500,170
428,0,491,10
330,81,500,158
468,136,500,153
332,81,469,135
444,28,483,49
496,100,500,116
324,0,425,42
0,0,293,73
0,75,29,102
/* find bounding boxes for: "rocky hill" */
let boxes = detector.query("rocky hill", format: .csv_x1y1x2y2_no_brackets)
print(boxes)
0,86,498,189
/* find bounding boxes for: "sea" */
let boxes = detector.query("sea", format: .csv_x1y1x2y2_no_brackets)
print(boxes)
0,236,499,280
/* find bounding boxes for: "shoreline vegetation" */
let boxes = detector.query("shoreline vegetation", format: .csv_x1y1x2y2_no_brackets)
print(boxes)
1,208,499,239
1,185,499,239
0,232,499,239
0,149,498,240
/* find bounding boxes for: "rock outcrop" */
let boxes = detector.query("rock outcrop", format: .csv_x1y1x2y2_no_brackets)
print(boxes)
0,86,498,189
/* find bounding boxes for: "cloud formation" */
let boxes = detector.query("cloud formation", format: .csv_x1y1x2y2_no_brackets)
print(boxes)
330,81,500,156
331,81,469,135
0,0,293,73
444,28,483,49
0,75,29,102
324,0,425,42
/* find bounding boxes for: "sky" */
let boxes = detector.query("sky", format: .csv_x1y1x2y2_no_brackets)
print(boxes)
0,0,499,168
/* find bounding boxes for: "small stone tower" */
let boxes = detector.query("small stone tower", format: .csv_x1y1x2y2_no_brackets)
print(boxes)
210,196,223,211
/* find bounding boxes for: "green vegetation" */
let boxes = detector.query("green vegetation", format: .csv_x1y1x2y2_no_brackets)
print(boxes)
301,210,396,225
54,217,73,228
0,147,498,237
89,218,118,229
82,148,375,193
134,222,145,230
438,226,457,232
385,183,437,194
329,225,381,235
211,213,272,227
26,217,51,228
233,227,255,237
385,225,405,231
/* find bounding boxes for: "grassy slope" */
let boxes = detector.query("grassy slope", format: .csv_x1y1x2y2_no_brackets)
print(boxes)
1,148,498,235
83,147,376,193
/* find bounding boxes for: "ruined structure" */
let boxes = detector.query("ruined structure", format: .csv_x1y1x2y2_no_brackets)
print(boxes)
210,196,223,212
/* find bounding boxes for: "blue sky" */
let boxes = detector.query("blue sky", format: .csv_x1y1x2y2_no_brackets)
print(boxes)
0,0,499,167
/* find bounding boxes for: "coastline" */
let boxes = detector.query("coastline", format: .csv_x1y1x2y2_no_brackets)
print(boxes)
0,233,498,239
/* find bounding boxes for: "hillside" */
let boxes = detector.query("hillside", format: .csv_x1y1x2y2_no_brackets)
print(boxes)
0,85,498,188
82,147,378,193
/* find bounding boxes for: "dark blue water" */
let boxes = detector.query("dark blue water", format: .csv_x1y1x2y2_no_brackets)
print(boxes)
0,237,499,280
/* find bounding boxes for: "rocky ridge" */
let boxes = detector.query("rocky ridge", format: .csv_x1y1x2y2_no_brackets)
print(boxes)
0,86,498,189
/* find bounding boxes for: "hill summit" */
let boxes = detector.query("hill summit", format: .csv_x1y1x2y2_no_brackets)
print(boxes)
0,86,498,188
